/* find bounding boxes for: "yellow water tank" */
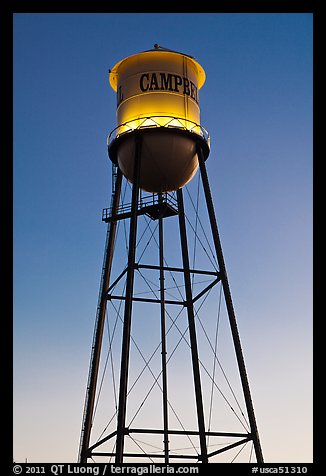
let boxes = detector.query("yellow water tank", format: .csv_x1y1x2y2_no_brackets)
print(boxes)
108,45,209,193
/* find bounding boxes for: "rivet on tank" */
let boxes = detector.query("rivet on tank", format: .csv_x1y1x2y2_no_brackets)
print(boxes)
108,44,210,193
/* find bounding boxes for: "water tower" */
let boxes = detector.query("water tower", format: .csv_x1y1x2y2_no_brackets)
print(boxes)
78,45,263,464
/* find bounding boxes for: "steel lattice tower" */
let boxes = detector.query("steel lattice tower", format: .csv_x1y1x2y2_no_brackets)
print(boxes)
78,46,263,464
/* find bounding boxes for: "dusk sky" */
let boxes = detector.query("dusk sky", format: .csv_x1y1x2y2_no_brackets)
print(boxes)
13,13,312,463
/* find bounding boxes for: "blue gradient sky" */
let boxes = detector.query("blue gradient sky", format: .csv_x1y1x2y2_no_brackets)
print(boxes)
13,13,312,463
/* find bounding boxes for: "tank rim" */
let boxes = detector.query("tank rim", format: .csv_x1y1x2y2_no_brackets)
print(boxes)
108,116,210,145
108,126,210,166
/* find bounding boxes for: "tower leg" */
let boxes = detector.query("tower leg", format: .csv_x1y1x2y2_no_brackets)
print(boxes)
177,188,208,463
115,133,142,463
79,168,123,463
158,200,170,463
197,143,264,463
